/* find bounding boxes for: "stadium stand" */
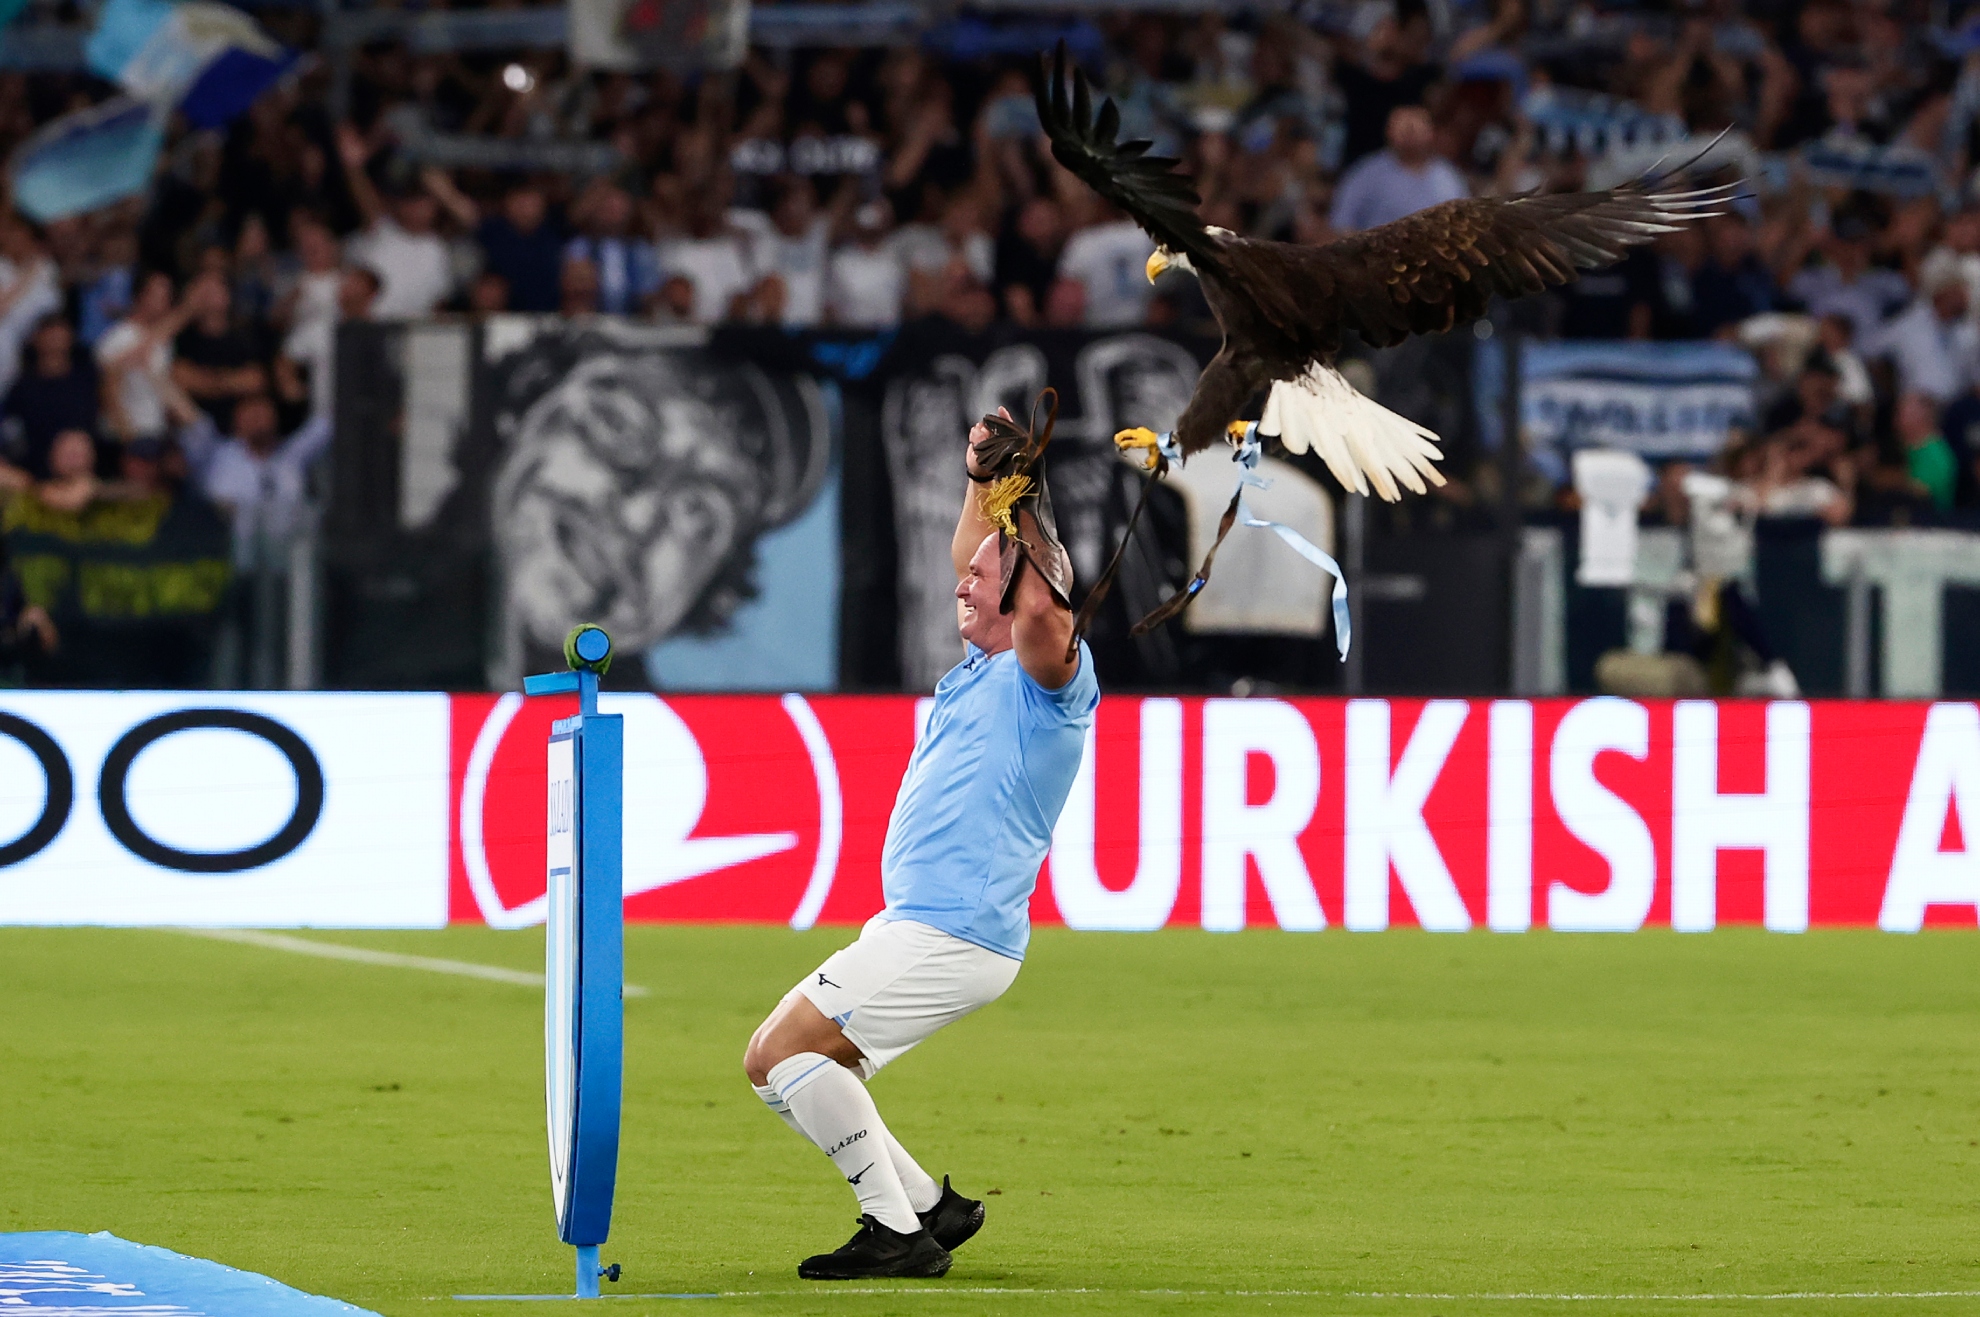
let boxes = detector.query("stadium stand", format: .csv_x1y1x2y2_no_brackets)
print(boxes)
1,0,1979,693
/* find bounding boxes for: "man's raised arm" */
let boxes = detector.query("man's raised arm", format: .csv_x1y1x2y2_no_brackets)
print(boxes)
1008,505,1077,690
954,406,1078,690
953,410,1005,581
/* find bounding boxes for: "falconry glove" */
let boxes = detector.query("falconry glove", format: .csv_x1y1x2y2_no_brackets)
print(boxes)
969,388,1075,616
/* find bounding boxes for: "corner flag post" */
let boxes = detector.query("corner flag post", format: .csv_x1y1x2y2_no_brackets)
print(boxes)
523,624,623,1299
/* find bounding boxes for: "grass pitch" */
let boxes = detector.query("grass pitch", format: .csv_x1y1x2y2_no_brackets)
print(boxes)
5,926,1980,1317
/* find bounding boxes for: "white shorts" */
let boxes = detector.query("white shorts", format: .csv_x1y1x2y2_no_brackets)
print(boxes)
792,916,1022,1078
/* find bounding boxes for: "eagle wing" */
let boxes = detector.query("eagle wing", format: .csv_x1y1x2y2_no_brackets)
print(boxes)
1195,182,1734,498
1031,41,1221,270
1302,183,1739,348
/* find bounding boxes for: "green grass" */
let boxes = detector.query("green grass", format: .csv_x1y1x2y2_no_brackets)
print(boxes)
5,926,1980,1317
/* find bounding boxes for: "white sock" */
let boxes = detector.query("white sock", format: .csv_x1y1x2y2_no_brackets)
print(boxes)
884,1129,941,1214
767,1052,919,1233
753,1083,811,1142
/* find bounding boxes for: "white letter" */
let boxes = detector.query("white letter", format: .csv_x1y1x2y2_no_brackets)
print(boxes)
1344,699,1472,932
1489,700,1534,932
1201,699,1324,932
1670,701,1811,933
1051,699,1184,932
1548,698,1656,932
1880,703,1980,931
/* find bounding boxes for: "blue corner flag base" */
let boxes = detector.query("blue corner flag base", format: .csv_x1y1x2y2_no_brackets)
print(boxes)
0,1232,380,1315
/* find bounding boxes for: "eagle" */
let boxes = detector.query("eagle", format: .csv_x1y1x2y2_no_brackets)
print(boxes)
1032,42,1737,501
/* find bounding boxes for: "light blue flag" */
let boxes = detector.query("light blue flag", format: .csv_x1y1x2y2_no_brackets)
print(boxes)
8,95,163,223
87,0,293,129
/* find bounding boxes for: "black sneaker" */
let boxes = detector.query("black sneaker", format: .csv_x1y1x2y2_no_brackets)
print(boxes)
918,1176,986,1252
797,1216,952,1280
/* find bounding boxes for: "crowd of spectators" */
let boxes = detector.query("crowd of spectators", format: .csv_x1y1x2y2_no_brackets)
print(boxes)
5,0,1980,679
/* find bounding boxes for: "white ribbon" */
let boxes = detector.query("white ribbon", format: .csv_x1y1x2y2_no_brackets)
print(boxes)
1222,425,1352,660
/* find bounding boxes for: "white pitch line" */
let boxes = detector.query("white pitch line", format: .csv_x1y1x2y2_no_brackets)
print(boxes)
176,928,651,997
452,1289,1980,1302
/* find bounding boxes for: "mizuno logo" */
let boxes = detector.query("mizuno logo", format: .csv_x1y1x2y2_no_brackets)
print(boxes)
846,1162,875,1186
827,1129,867,1156
817,973,840,988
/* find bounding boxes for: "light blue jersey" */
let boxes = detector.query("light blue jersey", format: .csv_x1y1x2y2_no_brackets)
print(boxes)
880,641,1100,960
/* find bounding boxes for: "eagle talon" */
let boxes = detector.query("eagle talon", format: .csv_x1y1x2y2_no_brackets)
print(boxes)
1225,420,1253,445
1114,426,1162,471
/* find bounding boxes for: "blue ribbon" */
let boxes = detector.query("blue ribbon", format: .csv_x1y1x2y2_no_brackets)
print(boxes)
1179,425,1351,660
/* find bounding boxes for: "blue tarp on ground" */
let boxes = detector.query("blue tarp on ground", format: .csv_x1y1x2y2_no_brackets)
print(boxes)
0,1232,380,1316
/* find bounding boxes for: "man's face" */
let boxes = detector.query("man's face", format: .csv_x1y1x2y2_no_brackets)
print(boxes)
1387,107,1434,164
1708,215,1752,266
296,220,338,271
505,188,547,233
955,533,1014,652
32,319,70,368
1799,369,1838,413
135,273,174,321
396,194,438,233
235,398,278,451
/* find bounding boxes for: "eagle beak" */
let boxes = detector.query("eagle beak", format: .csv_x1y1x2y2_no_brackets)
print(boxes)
1146,249,1170,284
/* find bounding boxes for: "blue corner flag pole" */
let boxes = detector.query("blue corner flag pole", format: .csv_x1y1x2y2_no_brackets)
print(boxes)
521,624,623,1299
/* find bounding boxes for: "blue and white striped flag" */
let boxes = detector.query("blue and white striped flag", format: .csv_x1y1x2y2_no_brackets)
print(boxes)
86,0,295,129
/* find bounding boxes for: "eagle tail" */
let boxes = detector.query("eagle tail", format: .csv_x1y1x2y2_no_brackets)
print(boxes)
1260,365,1445,502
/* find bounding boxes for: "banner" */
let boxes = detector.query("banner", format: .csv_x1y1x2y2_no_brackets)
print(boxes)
448,693,1980,934
4,488,231,687
1476,339,1758,466
0,693,448,926
7,691,1975,931
322,319,838,692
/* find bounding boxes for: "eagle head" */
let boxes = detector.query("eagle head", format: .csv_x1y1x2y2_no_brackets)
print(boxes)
1146,246,1196,283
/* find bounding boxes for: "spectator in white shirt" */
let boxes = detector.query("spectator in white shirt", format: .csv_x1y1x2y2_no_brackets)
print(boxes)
169,385,333,564
337,127,454,319
893,194,995,287
277,267,378,420
897,193,996,317
1785,214,1912,347
0,220,61,404
732,176,833,329
1329,106,1468,234
1864,269,1980,404
828,200,906,329
1057,210,1155,329
96,271,194,442
658,199,757,325
277,212,344,338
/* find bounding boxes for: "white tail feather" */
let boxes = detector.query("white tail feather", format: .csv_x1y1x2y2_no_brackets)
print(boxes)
1261,364,1445,502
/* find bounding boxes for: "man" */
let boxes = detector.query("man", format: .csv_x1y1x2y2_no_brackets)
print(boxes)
169,386,332,564
1332,2,1441,170
278,267,378,419
447,180,565,315
172,273,268,434
1057,197,1155,330
1785,210,1909,348
731,175,832,329
564,182,659,316
97,271,194,442
742,407,1099,1280
2,315,98,475
1328,105,1467,235
1863,268,1979,405
338,130,455,319
0,219,61,404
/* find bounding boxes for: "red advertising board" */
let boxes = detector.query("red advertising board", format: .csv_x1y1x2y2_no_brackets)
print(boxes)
448,695,1980,933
